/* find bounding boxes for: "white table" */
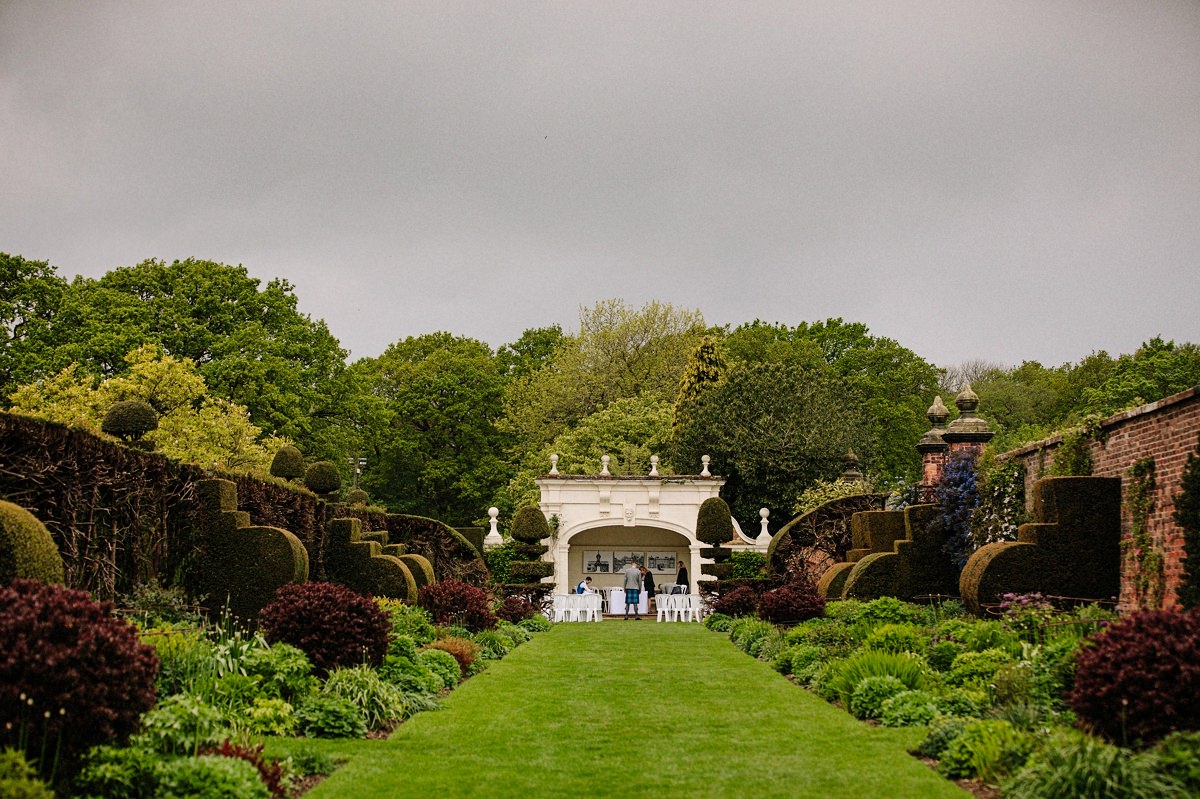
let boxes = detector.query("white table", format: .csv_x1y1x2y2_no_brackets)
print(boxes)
608,587,648,616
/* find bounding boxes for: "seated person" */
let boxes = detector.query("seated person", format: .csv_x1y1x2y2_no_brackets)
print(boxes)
576,576,596,594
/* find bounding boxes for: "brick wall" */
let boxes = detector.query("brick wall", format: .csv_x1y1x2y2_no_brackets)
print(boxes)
999,386,1200,610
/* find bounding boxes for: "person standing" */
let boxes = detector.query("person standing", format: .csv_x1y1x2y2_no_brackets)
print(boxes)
641,565,656,612
622,559,642,619
676,560,689,593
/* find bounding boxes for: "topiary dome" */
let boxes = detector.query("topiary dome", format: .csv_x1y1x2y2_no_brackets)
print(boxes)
696,496,734,546
101,400,158,442
510,506,551,544
345,488,370,506
270,445,305,480
0,501,64,585
304,461,342,495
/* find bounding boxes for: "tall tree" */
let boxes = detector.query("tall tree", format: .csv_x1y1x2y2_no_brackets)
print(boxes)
357,333,510,525
0,253,67,393
670,360,869,526
672,335,726,434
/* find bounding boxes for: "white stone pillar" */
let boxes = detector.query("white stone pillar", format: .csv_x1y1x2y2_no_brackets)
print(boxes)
483,506,503,549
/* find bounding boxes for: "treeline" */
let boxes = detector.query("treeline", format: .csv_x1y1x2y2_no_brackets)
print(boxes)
3,253,1198,528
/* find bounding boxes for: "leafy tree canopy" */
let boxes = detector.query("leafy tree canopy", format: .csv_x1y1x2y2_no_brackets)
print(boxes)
8,345,287,471
0,253,68,391
355,332,510,526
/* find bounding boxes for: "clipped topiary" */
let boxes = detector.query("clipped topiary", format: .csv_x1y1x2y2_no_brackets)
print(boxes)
345,488,370,506
304,461,342,495
696,496,733,547
510,506,550,544
418,580,497,632
100,399,158,442
1070,609,1200,744
269,445,305,480
0,579,158,774
323,518,417,604
259,582,391,677
0,501,64,586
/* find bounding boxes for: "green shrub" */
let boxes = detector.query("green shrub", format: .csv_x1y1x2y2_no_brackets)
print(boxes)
0,501,64,586
377,599,437,646
472,629,511,660
696,497,734,546
517,614,551,633
1002,730,1185,799
879,690,941,727
946,647,1015,687
1149,731,1200,796
282,745,336,778
703,612,734,632
424,637,480,677
379,655,441,694
0,748,54,799
208,672,265,716
134,694,228,756
294,694,367,739
773,644,823,676
960,620,1019,653
854,596,927,627
927,640,965,672
496,620,531,646
303,461,342,495
416,648,461,691
245,697,296,737
849,675,907,720
72,745,162,799
863,623,928,654
917,715,975,759
101,400,158,442
155,754,269,799
345,488,370,506
936,719,1032,783
242,642,316,703
269,446,305,480
824,599,865,623
729,618,777,655
933,687,988,718
121,580,201,627
322,666,408,730
826,650,927,707
729,551,766,579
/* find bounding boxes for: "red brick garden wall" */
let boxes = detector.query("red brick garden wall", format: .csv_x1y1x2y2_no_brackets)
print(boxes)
999,387,1200,610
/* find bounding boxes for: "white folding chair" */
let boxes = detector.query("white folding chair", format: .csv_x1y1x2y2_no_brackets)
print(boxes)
552,594,570,623
581,593,602,622
656,593,677,622
677,594,702,622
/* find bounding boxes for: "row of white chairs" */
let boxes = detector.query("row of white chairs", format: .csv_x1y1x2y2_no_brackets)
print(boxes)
656,593,703,622
551,593,604,622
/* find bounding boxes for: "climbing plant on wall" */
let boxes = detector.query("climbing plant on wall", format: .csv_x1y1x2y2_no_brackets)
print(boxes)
1175,434,1200,610
1124,458,1163,610
934,450,979,569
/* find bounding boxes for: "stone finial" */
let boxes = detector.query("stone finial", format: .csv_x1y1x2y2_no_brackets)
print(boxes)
756,508,772,547
549,454,559,475
483,506,503,548
700,455,711,477
649,455,659,477
926,395,949,428
945,383,993,437
841,449,864,482
600,455,611,476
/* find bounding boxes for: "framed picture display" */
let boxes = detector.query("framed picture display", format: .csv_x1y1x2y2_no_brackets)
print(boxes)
645,552,677,574
582,551,613,574
611,551,644,572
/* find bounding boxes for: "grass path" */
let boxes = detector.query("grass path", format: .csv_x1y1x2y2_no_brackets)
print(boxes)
279,622,968,799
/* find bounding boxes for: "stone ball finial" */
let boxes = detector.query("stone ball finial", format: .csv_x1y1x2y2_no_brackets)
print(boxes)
926,395,949,427
600,455,611,476
649,455,659,477
956,383,980,413
759,507,769,520
700,454,711,477
549,454,559,475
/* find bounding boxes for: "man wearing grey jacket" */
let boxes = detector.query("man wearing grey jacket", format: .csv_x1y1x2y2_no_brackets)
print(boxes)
622,560,642,620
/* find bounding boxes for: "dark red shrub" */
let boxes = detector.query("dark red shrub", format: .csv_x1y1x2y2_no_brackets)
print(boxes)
757,580,826,625
419,580,498,632
1069,609,1200,744
258,582,389,676
200,740,287,799
0,579,158,771
495,596,536,623
711,585,758,617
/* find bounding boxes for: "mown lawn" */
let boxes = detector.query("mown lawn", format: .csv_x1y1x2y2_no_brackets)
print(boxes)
269,622,968,798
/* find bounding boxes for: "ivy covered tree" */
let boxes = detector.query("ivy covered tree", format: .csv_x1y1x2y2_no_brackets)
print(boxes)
1175,432,1200,610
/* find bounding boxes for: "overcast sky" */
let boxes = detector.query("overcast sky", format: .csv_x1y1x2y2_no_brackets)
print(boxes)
2,2,1197,370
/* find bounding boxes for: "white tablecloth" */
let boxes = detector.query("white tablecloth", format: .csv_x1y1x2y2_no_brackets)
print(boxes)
608,587,648,616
